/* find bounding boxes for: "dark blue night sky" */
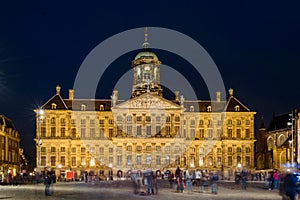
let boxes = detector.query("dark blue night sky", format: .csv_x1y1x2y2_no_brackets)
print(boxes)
0,1,300,160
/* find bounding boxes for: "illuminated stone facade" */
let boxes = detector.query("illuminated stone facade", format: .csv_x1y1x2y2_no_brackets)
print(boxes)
256,110,300,170
35,45,256,179
0,115,20,176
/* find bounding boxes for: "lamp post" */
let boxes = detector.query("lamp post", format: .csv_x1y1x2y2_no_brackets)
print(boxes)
37,109,44,174
287,111,294,167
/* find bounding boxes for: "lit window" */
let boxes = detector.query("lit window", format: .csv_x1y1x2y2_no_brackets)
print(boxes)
190,106,194,112
51,103,57,109
100,105,104,111
234,105,240,111
81,104,86,111
207,106,212,112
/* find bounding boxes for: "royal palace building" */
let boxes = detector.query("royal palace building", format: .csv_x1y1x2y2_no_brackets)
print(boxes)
35,38,256,179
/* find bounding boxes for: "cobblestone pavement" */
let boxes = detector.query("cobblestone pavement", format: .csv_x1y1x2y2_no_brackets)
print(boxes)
0,181,282,200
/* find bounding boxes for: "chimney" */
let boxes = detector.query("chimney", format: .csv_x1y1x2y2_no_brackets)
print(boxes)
174,91,180,101
216,91,221,102
229,88,234,96
56,85,61,95
69,89,74,100
111,90,119,107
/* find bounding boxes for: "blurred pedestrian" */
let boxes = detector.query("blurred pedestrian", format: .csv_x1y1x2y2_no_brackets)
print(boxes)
283,171,297,200
184,169,193,193
273,170,280,190
44,173,51,196
211,172,219,194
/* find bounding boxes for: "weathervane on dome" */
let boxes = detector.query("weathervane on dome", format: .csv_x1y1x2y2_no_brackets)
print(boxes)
142,27,150,49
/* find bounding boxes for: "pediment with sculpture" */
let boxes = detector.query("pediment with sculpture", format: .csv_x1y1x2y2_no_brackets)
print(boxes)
112,93,181,110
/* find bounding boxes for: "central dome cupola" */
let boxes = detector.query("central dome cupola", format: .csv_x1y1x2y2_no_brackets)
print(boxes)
131,27,162,98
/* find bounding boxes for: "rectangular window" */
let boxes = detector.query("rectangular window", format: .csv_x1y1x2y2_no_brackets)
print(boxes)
109,129,113,138
41,127,46,137
71,157,76,166
146,146,151,151
71,147,76,153
99,119,104,126
190,129,195,138
156,156,161,165
71,128,76,138
246,156,250,166
146,126,151,136
228,147,232,153
166,116,170,122
146,116,151,122
166,126,170,135
127,146,132,151
217,148,222,153
228,156,232,166
208,129,213,138
137,126,142,136
175,155,180,165
61,127,65,137
81,147,86,153
156,116,161,122
100,147,104,154
41,147,46,152
61,156,65,166
90,128,95,138
50,156,56,166
165,155,170,165
51,127,56,137
127,155,132,165
245,129,250,138
81,128,86,138
81,157,86,165
136,155,142,165
109,157,113,164
117,146,122,152
127,126,132,135
109,147,113,154
109,119,113,124
51,147,56,152
217,157,222,166
156,146,161,151
61,147,65,152
136,146,142,151
227,129,232,138
41,156,46,166
199,129,204,138
165,146,170,152
236,129,241,138
117,156,122,165
136,116,142,122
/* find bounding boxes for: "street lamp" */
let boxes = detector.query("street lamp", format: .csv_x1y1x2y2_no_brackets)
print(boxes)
287,111,294,167
37,109,44,174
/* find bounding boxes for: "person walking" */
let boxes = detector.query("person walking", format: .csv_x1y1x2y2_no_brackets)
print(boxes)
184,169,193,193
273,170,280,190
283,171,298,200
44,173,51,196
211,172,219,194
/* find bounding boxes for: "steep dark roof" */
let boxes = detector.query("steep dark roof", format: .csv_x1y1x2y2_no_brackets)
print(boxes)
0,115,16,130
184,101,226,112
41,94,68,110
266,113,290,132
64,99,116,111
224,96,250,112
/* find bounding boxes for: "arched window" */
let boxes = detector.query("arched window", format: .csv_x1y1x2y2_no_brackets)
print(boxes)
51,103,57,109
190,106,194,112
100,105,104,111
81,104,86,111
207,106,212,112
